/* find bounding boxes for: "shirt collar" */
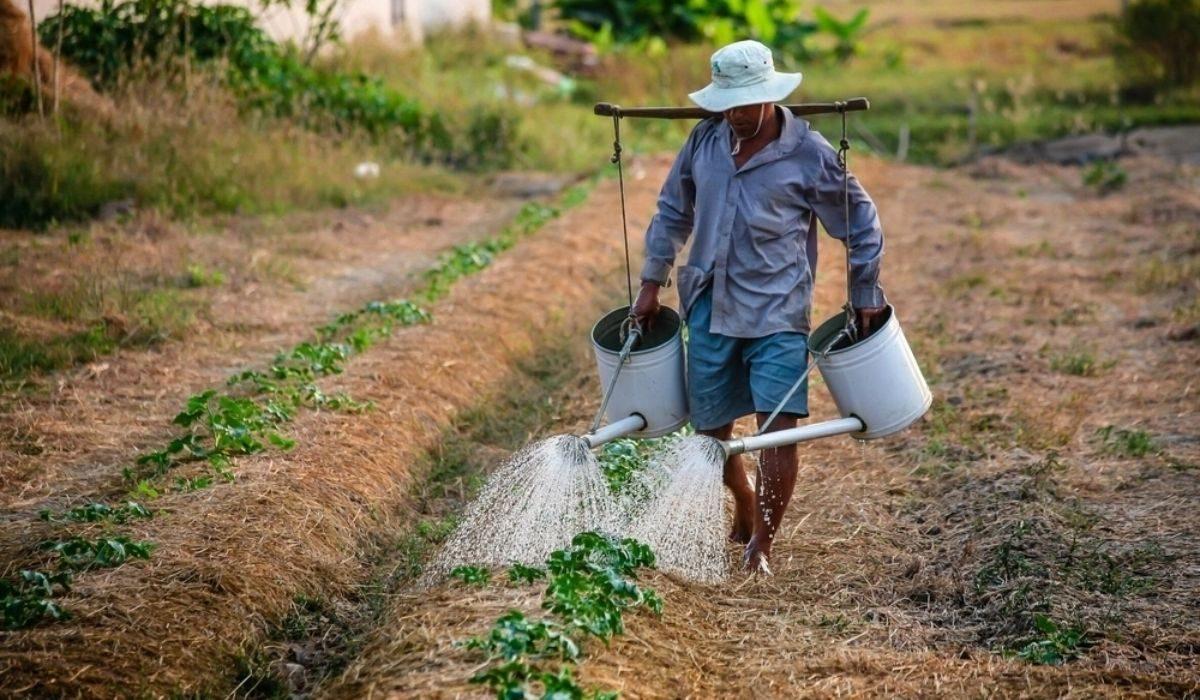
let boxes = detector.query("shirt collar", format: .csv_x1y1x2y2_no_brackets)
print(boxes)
723,105,809,173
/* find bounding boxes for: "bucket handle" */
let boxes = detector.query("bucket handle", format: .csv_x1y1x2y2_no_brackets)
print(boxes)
589,319,643,433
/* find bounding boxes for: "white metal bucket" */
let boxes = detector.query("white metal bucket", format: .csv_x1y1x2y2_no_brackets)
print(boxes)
591,306,689,438
809,305,932,440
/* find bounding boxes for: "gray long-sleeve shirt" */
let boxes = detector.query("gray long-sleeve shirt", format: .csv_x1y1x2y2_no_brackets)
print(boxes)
640,107,886,338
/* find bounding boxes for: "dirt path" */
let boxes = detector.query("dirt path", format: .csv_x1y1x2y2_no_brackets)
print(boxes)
0,162,666,696
320,155,1200,698
1,193,525,509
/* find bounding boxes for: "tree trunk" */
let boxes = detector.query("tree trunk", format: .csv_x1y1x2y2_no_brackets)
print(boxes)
26,0,43,118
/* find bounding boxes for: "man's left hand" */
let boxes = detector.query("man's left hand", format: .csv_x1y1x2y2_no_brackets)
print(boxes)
855,306,887,338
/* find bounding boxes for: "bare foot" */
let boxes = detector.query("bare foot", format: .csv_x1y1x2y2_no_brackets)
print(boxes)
729,507,753,544
742,540,773,576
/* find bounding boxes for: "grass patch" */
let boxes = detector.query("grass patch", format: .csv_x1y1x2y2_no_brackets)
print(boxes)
1049,349,1103,376
1094,425,1158,457
1135,255,1200,294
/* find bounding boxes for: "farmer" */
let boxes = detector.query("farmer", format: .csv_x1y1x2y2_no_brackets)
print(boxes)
631,40,887,574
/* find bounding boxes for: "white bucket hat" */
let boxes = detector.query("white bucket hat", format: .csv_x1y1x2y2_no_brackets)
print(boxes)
688,40,802,113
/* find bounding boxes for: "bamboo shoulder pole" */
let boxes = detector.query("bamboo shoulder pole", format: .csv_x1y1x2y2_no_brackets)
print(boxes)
593,98,869,120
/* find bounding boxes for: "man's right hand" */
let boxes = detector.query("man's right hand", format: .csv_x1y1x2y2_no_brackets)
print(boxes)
631,282,661,330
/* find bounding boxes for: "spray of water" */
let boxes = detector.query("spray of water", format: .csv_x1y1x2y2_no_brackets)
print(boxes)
622,436,729,584
427,435,618,581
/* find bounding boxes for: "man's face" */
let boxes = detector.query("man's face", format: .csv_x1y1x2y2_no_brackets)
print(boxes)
723,103,768,139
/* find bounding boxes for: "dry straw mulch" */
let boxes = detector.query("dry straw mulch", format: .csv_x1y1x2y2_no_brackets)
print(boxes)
318,155,1199,699
0,162,667,696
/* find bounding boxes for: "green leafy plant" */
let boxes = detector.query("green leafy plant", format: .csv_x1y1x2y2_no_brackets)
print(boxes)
813,7,870,62
597,426,691,492
464,533,661,698
450,565,492,586
1,570,73,630
508,563,548,584
1014,614,1089,665
554,0,815,59
39,501,153,524
42,536,154,571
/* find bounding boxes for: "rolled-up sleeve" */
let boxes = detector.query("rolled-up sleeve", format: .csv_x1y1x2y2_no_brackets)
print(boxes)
640,125,701,285
807,137,886,308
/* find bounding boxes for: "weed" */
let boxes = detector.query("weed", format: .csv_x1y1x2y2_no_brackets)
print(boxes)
1063,539,1160,595
1014,614,1089,665
1049,350,1100,377
1094,425,1157,457
1082,160,1128,194
184,264,225,288
1135,255,1199,294
975,520,1037,593
449,565,492,587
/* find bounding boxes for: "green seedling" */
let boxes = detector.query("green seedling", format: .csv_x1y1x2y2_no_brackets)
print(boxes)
1014,614,1089,665
175,475,214,492
449,565,491,586
464,533,661,699
1,570,73,629
39,501,153,524
43,536,154,571
507,563,547,585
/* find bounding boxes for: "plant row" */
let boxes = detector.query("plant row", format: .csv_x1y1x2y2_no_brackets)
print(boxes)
451,532,662,699
1,190,590,631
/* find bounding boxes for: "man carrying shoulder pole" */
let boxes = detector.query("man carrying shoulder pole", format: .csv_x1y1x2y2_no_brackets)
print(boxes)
630,40,888,575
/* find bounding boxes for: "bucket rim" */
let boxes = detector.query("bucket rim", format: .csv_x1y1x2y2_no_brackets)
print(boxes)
591,305,682,356
810,304,897,358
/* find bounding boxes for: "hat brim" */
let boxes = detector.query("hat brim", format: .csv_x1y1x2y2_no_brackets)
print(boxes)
688,72,802,113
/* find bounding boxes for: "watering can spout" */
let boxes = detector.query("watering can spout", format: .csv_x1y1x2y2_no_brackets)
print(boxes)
580,414,647,450
722,416,865,457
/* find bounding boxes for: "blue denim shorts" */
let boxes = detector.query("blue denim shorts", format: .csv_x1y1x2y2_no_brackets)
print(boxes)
686,287,809,431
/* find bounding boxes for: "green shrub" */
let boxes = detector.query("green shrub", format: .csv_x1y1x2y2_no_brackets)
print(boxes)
39,0,447,152
555,0,817,59
1114,0,1200,87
